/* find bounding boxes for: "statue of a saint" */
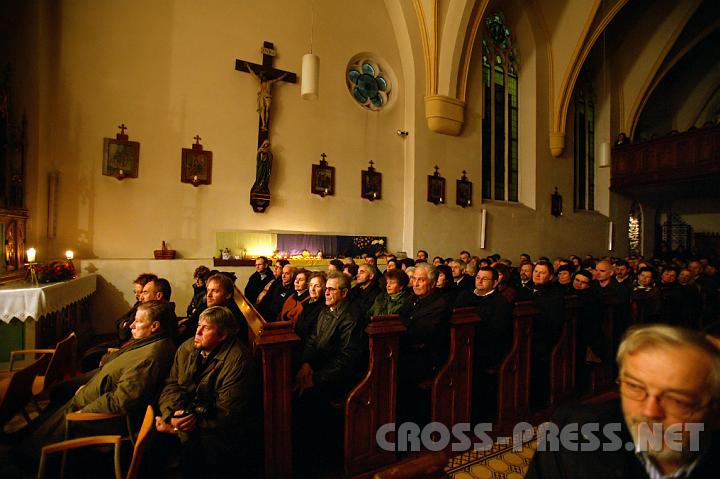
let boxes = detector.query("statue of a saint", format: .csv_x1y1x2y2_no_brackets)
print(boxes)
246,63,287,131
251,140,272,193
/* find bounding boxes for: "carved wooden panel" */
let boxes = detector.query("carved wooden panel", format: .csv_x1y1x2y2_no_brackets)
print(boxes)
549,296,578,405
611,127,720,192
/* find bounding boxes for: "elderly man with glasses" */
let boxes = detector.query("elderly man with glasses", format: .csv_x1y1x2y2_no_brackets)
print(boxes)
527,324,720,478
293,270,364,476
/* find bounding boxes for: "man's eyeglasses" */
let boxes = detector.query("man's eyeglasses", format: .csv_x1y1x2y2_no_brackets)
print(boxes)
616,378,709,418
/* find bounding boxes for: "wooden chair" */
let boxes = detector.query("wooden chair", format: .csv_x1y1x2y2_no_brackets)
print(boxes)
0,355,49,429
37,404,154,479
5,332,77,407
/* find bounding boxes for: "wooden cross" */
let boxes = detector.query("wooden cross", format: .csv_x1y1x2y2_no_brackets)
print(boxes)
118,123,127,135
194,134,202,144
235,41,297,147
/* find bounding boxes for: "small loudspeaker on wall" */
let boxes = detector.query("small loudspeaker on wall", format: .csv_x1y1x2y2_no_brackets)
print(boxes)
47,171,59,239
479,209,487,249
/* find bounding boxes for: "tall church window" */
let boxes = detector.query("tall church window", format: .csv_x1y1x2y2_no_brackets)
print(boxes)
481,12,519,202
574,77,595,210
629,201,643,256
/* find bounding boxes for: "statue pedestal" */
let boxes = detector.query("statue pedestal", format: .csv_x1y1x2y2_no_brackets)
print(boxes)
250,190,271,213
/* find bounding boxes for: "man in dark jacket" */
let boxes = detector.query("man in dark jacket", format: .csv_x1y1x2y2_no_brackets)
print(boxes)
349,263,382,320
259,263,295,321
244,256,274,304
398,263,452,425
527,324,720,478
294,271,364,476
455,266,513,422
154,306,254,478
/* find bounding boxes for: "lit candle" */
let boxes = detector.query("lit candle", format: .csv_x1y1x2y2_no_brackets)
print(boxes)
65,250,74,260
193,175,198,182
27,247,36,263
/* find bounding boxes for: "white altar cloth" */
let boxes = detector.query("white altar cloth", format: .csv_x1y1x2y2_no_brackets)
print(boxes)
0,274,97,323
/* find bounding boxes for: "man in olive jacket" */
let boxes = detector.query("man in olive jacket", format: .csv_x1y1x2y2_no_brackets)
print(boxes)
22,300,177,459
154,305,254,478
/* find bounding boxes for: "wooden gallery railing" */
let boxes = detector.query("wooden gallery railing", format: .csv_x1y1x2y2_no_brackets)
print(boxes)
548,296,578,406
494,301,537,425
236,286,407,478
430,307,482,429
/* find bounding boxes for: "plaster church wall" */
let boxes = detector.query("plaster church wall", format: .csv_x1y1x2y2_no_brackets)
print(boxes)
405,0,609,260
17,0,407,260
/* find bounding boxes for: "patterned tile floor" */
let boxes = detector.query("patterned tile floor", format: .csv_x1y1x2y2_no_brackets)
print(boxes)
446,431,538,479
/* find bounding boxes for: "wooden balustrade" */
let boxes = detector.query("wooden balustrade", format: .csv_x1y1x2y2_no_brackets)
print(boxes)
611,126,720,192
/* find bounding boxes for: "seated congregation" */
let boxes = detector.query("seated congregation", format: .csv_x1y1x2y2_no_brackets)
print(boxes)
4,250,719,478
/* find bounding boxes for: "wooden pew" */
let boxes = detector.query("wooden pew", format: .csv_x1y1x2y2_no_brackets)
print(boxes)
430,307,482,429
495,301,536,426
589,291,618,394
548,296,578,406
344,314,406,476
236,287,299,479
237,285,407,478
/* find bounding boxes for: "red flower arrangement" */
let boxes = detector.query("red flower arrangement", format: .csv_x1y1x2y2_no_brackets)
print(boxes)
35,260,75,283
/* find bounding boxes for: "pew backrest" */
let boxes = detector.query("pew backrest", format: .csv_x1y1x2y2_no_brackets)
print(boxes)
344,314,406,476
496,301,537,425
431,307,482,429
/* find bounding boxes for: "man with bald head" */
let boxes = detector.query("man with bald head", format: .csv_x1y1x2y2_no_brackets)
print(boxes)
259,263,296,321
349,263,382,319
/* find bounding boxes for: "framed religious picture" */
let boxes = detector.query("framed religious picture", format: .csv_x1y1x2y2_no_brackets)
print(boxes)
427,166,445,205
456,171,472,208
361,160,382,201
311,153,335,197
181,136,212,187
103,124,139,180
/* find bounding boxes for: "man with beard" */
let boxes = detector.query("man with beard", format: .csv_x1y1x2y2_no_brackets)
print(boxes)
153,306,254,478
527,324,720,478
517,261,534,293
201,273,247,344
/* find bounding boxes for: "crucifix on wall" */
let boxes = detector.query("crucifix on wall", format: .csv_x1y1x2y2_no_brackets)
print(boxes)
236,41,297,212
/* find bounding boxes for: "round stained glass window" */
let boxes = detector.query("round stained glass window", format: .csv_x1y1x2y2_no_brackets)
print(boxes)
346,55,394,111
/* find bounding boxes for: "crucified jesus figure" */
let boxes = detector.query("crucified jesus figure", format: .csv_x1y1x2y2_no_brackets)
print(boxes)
245,62,287,131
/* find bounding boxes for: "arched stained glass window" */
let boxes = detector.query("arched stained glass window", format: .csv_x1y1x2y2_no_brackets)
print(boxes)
629,201,643,256
481,12,519,202
574,74,595,210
